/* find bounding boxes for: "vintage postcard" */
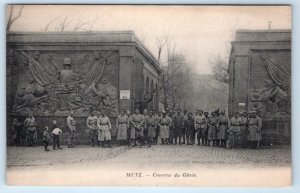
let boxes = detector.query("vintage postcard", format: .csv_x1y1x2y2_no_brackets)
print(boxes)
6,5,291,186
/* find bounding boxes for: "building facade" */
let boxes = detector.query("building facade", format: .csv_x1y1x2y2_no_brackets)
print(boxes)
228,29,291,144
7,31,161,144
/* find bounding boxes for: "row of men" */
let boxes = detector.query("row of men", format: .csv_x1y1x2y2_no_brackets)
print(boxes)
12,108,263,150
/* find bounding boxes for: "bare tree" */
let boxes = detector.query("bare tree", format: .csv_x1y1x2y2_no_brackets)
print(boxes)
210,55,229,84
44,15,99,32
6,5,24,31
43,16,61,31
155,33,169,64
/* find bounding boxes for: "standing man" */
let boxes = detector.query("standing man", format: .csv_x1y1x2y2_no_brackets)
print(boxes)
248,111,262,149
173,109,184,145
194,110,202,146
158,110,171,145
202,112,209,146
185,112,195,145
208,112,218,146
86,110,98,147
168,110,174,144
12,117,23,146
116,109,129,146
146,110,156,147
24,112,37,147
182,110,188,145
97,110,112,148
130,108,145,147
217,110,228,147
154,111,162,144
228,112,242,149
240,111,249,148
67,110,76,148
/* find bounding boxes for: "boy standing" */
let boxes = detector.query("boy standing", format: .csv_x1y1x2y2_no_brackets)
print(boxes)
43,126,51,151
51,120,63,150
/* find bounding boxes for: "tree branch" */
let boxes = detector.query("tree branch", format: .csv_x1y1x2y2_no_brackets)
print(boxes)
6,5,24,31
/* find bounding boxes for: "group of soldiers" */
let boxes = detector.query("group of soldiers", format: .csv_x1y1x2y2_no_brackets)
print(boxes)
113,108,263,149
11,107,263,151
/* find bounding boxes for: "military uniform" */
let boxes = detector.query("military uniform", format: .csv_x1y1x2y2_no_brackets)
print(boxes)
67,115,76,147
184,117,195,145
182,114,188,144
24,116,37,146
97,116,112,141
173,114,184,144
228,117,242,148
248,116,262,148
154,114,161,144
194,115,202,145
168,115,174,144
146,115,156,146
130,113,145,146
240,116,248,148
217,114,228,147
159,116,171,144
116,114,129,141
208,116,218,146
86,115,98,146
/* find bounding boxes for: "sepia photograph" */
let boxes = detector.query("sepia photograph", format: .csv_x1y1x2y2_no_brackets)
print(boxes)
5,4,291,186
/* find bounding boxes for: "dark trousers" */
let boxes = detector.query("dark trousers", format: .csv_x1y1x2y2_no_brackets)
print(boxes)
173,127,180,144
89,129,98,146
43,140,49,150
53,134,60,149
179,128,186,144
186,128,194,145
196,128,202,145
27,130,35,146
14,127,22,145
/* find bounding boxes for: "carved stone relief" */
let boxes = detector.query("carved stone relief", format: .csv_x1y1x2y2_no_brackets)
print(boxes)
9,49,119,117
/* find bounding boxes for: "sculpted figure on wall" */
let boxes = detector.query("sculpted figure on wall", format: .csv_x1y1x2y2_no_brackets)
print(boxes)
249,54,290,119
11,50,118,117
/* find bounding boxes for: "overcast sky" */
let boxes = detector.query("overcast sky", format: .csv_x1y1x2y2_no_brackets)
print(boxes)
7,5,291,74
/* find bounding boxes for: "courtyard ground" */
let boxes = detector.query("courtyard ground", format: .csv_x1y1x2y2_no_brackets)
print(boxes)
6,144,291,187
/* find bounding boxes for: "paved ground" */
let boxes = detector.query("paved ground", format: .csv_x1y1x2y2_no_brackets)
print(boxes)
7,144,291,186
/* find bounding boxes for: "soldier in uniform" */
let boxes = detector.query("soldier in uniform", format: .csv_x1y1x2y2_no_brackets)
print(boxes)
248,111,262,149
97,110,112,148
217,110,228,147
182,110,188,145
24,112,37,147
202,112,209,146
159,110,171,145
185,112,195,145
86,110,98,146
67,110,76,148
154,111,162,144
240,111,249,148
208,112,218,146
194,110,202,146
146,110,156,147
168,110,174,144
173,109,184,145
116,109,129,146
130,108,145,147
12,117,23,146
228,112,242,149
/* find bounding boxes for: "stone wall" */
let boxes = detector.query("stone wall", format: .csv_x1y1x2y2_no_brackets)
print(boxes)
6,31,161,145
228,30,291,144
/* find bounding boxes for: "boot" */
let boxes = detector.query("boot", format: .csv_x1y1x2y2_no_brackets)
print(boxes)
101,141,104,148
